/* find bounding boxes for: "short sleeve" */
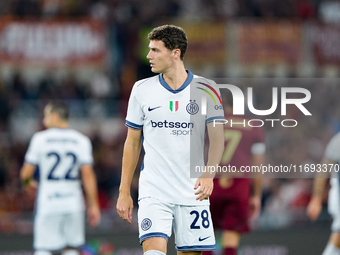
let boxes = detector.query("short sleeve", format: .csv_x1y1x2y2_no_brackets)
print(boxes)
125,83,144,130
324,133,340,162
79,137,93,166
204,81,225,124
25,134,40,166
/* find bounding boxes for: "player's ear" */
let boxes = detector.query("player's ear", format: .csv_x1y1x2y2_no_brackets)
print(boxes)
52,112,60,122
173,49,181,59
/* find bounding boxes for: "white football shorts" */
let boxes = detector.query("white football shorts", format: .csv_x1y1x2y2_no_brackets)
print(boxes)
138,197,215,251
34,212,85,251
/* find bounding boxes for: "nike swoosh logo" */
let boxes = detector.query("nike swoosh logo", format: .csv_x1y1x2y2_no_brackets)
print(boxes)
148,106,161,111
198,236,210,242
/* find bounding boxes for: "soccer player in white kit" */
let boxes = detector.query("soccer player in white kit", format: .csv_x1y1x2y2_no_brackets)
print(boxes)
20,102,101,255
307,132,340,255
116,25,225,255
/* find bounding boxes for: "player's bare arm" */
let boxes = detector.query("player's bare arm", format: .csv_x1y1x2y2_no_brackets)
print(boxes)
20,162,36,188
307,157,333,221
195,123,224,201
81,164,101,227
249,177,262,220
116,128,142,223
249,153,264,220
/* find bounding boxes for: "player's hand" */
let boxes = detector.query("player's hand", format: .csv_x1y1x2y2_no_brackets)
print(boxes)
24,179,38,196
88,205,101,227
249,196,261,220
194,178,213,201
307,196,322,221
116,193,133,224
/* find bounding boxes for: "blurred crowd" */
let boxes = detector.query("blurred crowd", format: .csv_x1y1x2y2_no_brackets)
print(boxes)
0,0,331,21
0,0,340,232
0,0,339,23
253,82,339,228
1,75,339,232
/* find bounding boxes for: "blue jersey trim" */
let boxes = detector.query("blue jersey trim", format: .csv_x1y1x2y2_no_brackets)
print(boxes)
139,232,169,243
159,70,193,94
176,245,215,251
33,165,40,182
34,165,40,216
141,160,144,171
141,134,144,171
206,116,225,124
125,120,143,130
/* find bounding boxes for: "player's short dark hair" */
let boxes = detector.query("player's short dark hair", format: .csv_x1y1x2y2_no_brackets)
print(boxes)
148,25,188,60
47,101,69,121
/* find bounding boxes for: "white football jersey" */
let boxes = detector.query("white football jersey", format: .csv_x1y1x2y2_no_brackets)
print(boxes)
126,70,224,205
324,132,340,217
25,128,93,215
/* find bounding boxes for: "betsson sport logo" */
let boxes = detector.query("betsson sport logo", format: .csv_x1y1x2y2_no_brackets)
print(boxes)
150,117,194,137
210,84,312,128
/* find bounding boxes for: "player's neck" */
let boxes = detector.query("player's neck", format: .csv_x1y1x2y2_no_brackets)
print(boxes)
50,122,68,129
162,64,187,90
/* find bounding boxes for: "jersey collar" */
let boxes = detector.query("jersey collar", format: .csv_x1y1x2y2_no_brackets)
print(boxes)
158,70,193,94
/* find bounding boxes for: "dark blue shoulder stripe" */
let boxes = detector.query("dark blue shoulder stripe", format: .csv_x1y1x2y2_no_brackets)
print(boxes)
206,116,225,124
125,120,143,130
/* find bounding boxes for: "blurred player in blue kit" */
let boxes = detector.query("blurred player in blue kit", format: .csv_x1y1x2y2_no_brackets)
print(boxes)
308,132,340,255
116,25,225,254
20,102,101,255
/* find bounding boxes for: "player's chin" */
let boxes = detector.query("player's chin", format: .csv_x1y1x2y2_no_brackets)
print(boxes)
150,67,161,74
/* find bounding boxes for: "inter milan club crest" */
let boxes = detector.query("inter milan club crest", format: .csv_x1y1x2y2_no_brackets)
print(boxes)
141,218,152,231
169,101,179,112
186,100,199,115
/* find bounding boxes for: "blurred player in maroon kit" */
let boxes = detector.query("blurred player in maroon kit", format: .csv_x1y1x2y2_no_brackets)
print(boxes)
203,93,265,255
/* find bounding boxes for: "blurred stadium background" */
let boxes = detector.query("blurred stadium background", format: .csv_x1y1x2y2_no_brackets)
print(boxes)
1,0,340,254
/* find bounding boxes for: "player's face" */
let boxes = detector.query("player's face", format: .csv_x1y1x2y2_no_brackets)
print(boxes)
146,40,174,73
